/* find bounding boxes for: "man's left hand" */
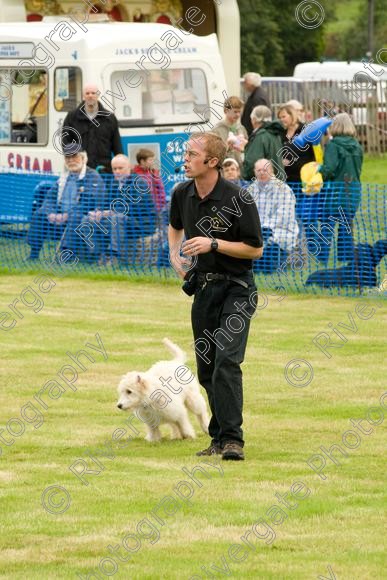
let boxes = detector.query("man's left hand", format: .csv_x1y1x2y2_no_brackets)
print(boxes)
182,237,212,256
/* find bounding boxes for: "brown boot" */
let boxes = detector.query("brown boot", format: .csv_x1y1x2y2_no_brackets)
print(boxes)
196,444,221,456
222,442,245,461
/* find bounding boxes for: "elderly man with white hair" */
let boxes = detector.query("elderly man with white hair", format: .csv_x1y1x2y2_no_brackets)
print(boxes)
27,145,105,261
241,72,271,136
251,159,299,274
62,83,123,173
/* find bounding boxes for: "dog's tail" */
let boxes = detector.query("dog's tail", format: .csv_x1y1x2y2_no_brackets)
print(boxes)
163,338,186,363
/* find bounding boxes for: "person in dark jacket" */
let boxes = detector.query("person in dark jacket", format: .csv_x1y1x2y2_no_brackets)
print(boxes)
243,106,285,181
241,72,271,136
317,113,363,263
278,104,320,257
62,84,123,173
278,104,316,185
27,145,105,260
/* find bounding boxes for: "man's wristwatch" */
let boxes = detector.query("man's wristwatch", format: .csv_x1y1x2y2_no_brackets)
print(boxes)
210,238,219,252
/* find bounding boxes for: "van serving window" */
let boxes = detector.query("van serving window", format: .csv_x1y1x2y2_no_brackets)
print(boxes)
54,67,82,112
109,68,208,126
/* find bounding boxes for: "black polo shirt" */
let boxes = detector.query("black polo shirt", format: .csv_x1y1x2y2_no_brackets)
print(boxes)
170,175,263,275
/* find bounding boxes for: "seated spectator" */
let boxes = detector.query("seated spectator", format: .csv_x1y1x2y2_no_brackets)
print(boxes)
84,154,157,265
251,159,299,274
212,96,248,168
221,158,249,187
243,106,285,181
27,146,104,261
132,148,166,211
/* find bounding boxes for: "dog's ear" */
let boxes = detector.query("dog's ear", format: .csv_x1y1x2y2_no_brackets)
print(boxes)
136,374,148,391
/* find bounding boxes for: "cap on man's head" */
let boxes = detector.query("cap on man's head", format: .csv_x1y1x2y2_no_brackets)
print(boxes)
222,158,240,168
63,142,84,156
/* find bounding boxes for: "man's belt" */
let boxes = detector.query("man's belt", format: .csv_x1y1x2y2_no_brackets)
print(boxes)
197,272,249,288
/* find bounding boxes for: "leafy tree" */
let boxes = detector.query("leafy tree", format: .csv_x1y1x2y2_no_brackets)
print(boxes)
238,0,334,75
237,0,284,75
340,0,387,61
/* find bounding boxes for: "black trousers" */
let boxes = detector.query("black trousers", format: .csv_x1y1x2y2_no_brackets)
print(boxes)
191,271,257,447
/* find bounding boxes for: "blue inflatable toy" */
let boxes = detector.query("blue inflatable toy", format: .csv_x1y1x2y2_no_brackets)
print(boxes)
293,117,333,148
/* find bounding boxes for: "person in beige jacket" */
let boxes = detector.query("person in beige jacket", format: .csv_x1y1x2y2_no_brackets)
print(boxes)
212,96,248,169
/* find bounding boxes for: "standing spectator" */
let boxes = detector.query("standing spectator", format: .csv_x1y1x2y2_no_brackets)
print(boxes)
168,131,263,460
251,159,299,274
241,72,271,136
285,99,307,124
318,113,363,263
132,148,166,211
243,106,285,181
278,104,320,259
62,83,123,173
278,104,316,185
212,96,248,168
27,146,104,261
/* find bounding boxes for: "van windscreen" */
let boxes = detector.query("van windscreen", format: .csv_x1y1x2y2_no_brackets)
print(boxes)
109,68,209,126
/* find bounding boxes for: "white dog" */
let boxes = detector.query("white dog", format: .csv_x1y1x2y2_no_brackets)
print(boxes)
117,338,209,441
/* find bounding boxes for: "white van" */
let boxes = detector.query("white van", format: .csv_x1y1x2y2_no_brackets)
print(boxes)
293,60,387,108
293,60,387,82
293,61,387,130
260,76,350,116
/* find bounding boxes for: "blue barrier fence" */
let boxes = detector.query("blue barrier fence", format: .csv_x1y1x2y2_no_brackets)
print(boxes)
0,170,386,296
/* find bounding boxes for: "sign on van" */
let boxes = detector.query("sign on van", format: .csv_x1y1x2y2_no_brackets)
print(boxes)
0,43,34,58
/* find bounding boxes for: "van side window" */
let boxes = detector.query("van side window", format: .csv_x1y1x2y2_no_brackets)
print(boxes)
54,67,82,112
0,68,48,145
110,68,208,125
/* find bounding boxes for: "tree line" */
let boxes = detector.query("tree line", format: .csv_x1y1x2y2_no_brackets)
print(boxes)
237,0,386,75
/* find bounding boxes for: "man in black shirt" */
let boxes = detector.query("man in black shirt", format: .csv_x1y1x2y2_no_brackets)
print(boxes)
169,132,263,460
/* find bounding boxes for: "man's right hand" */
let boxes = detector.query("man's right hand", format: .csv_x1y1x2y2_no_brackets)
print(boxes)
169,245,196,279
171,256,192,279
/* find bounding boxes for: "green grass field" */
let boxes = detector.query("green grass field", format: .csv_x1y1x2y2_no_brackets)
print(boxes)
0,275,385,579
361,154,387,183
